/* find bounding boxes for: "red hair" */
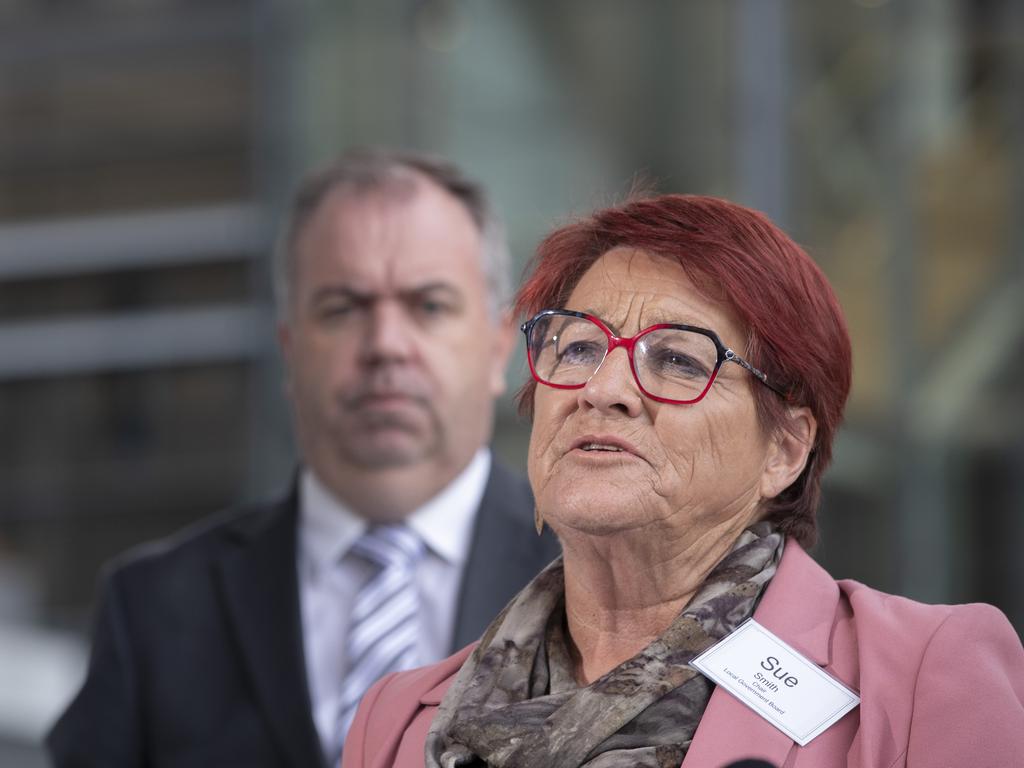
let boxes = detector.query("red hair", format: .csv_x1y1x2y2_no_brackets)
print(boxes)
514,195,851,547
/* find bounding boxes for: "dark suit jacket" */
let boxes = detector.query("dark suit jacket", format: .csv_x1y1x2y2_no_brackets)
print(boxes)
47,460,559,768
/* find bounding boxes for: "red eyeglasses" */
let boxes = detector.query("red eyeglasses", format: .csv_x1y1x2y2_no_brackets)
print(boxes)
521,309,788,405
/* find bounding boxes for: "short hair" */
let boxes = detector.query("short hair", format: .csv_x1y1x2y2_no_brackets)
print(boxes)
514,194,852,547
274,148,510,319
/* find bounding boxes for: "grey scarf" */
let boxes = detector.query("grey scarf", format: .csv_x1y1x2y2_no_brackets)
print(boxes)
426,522,784,768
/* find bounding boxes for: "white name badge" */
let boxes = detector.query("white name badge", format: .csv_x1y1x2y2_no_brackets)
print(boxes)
691,619,859,746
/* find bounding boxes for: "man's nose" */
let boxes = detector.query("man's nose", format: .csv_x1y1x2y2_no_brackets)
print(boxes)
361,300,416,364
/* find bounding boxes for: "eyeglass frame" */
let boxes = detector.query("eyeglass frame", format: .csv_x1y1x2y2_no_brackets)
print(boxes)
520,309,790,405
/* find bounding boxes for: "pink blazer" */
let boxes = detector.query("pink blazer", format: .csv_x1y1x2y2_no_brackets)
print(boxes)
342,542,1024,768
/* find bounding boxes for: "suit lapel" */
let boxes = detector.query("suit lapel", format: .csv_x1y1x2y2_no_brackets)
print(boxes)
452,460,559,650
683,541,840,768
217,493,326,768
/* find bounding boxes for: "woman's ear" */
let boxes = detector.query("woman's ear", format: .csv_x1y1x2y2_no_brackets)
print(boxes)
488,310,518,397
760,406,817,500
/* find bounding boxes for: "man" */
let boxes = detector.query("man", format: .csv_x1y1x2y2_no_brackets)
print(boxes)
48,150,560,768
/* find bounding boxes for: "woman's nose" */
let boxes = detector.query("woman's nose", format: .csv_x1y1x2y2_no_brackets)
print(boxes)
578,347,645,417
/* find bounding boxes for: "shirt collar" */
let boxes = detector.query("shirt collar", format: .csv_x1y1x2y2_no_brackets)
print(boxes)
406,448,490,566
298,449,491,573
298,469,366,576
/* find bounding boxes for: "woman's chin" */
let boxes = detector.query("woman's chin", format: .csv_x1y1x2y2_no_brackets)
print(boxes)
542,495,659,540
535,461,665,536
549,519,634,542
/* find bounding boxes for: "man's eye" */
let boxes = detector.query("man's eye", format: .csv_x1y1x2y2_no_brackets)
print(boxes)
316,303,355,320
414,298,454,318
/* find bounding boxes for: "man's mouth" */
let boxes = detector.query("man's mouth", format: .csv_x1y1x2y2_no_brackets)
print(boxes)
351,391,422,405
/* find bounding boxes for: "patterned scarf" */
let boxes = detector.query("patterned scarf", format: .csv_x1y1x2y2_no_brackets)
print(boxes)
426,522,784,768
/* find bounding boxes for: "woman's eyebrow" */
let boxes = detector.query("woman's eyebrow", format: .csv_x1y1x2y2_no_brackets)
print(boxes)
639,307,711,328
583,307,708,333
580,309,617,335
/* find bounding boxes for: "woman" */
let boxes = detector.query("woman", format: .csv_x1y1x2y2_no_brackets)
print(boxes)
342,195,1024,767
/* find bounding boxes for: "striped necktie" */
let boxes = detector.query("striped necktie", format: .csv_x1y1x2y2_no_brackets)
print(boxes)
335,523,425,750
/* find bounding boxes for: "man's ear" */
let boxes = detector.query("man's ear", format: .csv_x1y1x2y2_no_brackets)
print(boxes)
489,310,518,397
277,322,295,397
277,321,292,362
760,406,817,500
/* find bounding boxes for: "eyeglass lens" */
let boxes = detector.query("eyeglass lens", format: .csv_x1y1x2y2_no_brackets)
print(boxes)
527,314,720,401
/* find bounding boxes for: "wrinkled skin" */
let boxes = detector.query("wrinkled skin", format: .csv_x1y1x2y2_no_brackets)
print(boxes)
527,246,815,680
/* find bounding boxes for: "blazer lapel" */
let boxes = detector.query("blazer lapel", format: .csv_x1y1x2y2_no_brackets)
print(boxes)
451,460,559,650
217,493,325,768
683,541,841,768
684,684,798,767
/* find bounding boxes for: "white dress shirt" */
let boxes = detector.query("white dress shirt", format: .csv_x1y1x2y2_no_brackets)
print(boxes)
297,449,490,763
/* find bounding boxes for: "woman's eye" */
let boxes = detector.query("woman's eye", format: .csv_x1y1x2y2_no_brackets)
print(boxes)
559,341,602,365
654,349,707,378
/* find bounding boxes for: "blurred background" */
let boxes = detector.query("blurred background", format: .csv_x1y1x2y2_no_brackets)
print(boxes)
1,0,1021,764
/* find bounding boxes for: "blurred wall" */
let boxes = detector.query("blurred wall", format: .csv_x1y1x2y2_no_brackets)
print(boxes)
1,0,1021,762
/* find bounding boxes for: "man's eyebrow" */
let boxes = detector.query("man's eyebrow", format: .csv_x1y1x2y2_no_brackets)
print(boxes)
310,282,464,304
311,286,372,304
401,281,462,297
400,283,466,310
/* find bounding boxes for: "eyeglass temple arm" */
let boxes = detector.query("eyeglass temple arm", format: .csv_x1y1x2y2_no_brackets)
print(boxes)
723,349,791,400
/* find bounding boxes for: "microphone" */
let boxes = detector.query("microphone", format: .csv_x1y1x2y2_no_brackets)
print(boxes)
722,761,778,768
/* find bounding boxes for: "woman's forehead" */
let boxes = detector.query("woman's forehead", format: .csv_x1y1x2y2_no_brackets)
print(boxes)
567,247,743,333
